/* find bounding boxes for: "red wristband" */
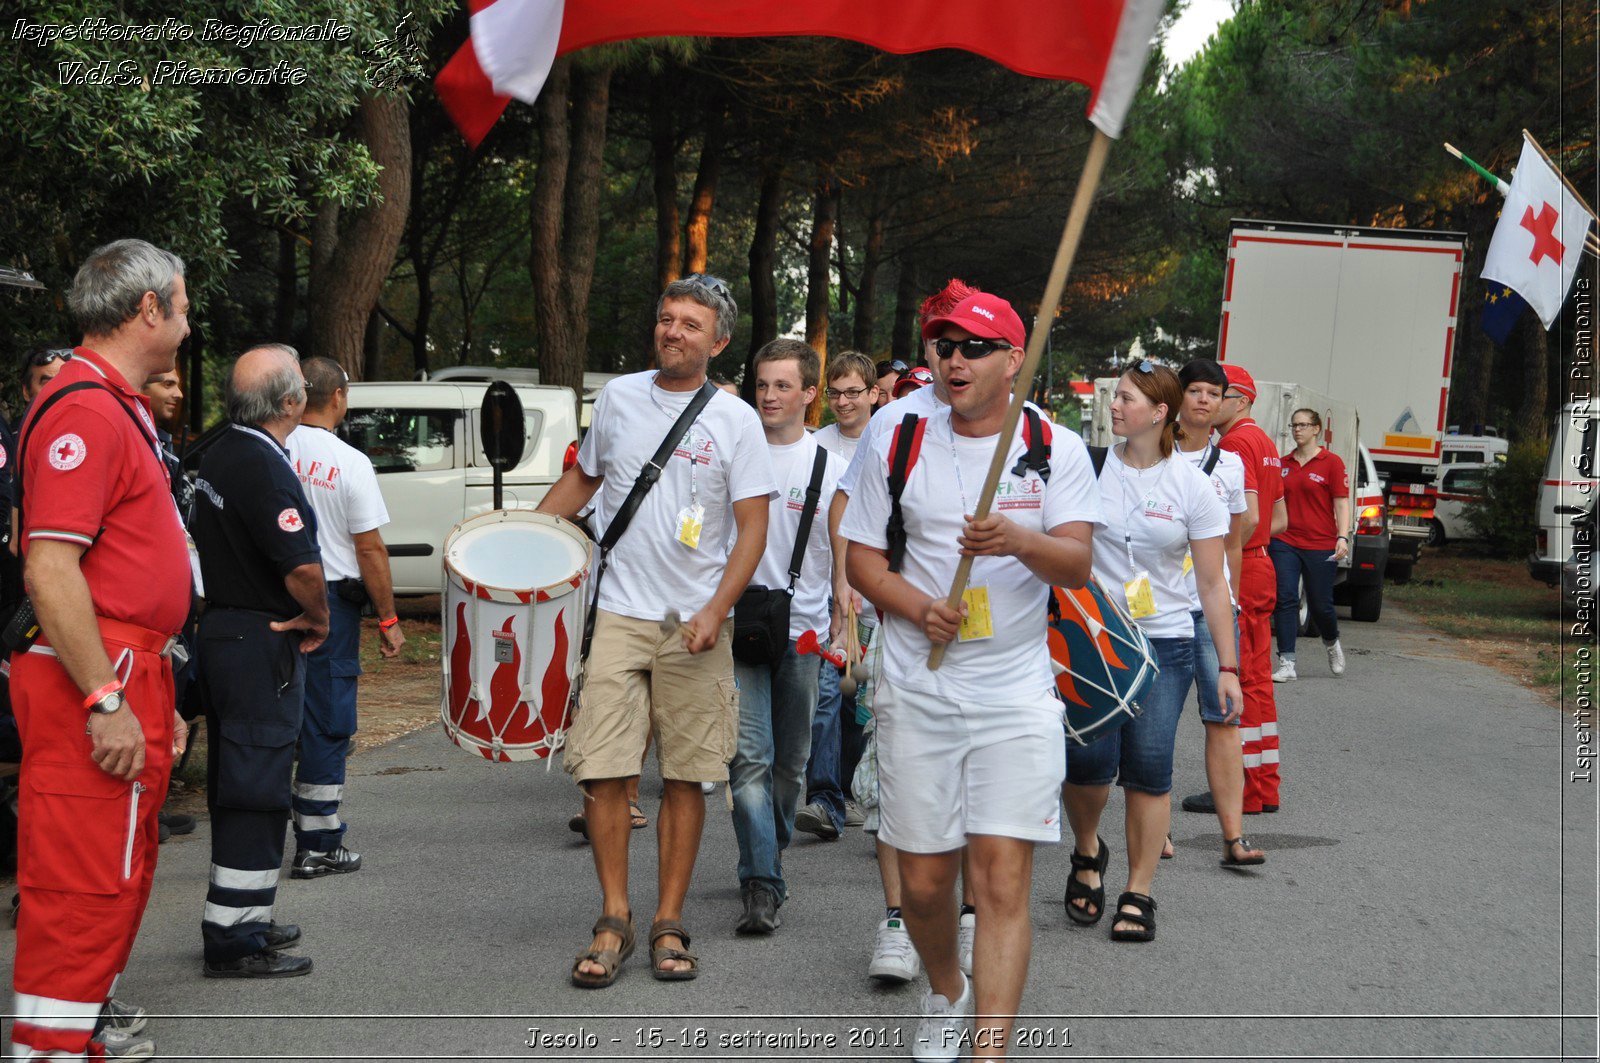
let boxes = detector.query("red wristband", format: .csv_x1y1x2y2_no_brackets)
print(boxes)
82,679,124,710
1218,665,1240,676
378,616,399,631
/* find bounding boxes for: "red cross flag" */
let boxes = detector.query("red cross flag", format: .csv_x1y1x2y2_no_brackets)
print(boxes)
1482,138,1595,329
437,0,1163,148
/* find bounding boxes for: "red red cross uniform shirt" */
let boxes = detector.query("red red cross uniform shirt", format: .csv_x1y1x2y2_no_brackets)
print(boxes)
19,347,191,634
1218,417,1284,551
1278,447,1349,552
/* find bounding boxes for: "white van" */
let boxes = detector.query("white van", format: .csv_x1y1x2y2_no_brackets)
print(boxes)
1429,462,1490,546
426,365,620,432
1440,433,1509,467
1532,399,1598,585
341,381,580,594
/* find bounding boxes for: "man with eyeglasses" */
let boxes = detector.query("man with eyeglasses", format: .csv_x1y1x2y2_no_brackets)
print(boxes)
191,343,327,980
10,239,194,1059
841,290,1101,1061
285,356,405,882
19,348,70,408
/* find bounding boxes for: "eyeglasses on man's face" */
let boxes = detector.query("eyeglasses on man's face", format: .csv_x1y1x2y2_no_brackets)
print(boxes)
931,337,1009,360
825,385,872,401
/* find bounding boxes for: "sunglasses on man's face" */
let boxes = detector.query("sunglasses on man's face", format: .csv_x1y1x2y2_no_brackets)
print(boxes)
931,337,1010,360
875,359,909,377
683,272,732,300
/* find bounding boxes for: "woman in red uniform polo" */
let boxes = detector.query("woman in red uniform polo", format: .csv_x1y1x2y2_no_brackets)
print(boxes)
1270,408,1351,681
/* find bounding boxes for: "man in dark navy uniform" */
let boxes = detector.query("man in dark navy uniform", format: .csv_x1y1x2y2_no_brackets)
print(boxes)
191,343,327,979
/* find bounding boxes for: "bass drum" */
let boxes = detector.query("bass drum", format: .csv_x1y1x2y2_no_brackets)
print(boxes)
440,511,591,762
1047,578,1159,746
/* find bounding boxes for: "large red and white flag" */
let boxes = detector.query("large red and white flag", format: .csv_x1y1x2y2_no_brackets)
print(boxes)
1482,137,1594,329
437,0,1164,147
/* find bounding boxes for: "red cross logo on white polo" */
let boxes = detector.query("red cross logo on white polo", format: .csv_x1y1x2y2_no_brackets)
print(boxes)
48,433,86,471
278,508,304,532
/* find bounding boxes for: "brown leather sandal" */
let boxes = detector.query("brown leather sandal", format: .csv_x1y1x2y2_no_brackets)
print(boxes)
570,914,634,988
649,919,699,981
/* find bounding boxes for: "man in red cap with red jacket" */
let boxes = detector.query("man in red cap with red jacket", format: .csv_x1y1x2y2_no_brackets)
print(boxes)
1211,364,1285,813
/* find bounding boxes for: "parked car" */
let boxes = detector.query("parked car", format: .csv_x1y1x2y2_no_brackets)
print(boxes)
426,365,620,432
1532,399,1597,585
1428,462,1490,547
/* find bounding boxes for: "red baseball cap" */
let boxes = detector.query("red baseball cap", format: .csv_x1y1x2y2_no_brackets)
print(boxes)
1222,363,1257,402
920,292,1026,349
892,366,934,397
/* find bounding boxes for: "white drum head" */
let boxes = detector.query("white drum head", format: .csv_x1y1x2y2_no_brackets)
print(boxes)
445,511,590,597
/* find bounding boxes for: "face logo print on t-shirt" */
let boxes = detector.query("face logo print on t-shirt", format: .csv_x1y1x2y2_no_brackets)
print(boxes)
48,433,87,471
994,476,1044,512
278,508,305,532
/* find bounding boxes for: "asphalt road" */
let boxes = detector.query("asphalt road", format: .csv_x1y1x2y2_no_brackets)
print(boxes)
3,605,1594,1062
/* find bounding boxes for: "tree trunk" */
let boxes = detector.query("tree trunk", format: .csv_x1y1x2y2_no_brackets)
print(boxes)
890,257,918,363
275,229,298,342
307,92,412,381
804,180,839,425
1516,309,1549,444
681,97,726,277
362,308,385,381
651,86,681,295
412,257,433,379
853,209,886,353
744,160,784,400
529,58,614,401
184,322,204,442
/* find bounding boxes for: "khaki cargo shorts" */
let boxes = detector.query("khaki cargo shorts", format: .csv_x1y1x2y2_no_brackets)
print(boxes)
563,609,737,785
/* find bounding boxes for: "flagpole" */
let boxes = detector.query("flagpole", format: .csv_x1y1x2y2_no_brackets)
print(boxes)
927,128,1112,672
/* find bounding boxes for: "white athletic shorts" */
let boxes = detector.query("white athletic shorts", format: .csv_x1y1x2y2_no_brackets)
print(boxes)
875,682,1067,853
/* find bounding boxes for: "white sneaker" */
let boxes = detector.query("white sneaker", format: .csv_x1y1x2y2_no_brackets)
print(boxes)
102,997,148,1035
100,1026,156,1059
1327,640,1346,676
1272,658,1297,683
867,916,921,982
957,911,976,976
912,971,972,1062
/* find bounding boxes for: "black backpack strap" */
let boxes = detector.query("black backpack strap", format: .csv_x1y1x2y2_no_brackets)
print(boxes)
785,445,830,591
1202,444,1221,477
885,413,926,574
1011,405,1053,481
1088,445,1108,478
582,380,717,660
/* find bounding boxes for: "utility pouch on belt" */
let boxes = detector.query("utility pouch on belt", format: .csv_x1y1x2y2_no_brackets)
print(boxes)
0,598,40,656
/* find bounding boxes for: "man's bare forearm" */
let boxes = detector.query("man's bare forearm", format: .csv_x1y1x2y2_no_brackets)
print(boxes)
284,563,330,624
705,498,768,618
536,464,603,520
847,542,933,626
353,533,398,618
26,540,115,696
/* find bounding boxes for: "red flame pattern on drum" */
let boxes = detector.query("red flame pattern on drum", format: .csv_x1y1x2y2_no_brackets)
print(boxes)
448,601,476,735
535,608,572,757
1049,586,1126,708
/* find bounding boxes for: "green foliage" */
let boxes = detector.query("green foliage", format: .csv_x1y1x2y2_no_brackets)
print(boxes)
1466,440,1547,557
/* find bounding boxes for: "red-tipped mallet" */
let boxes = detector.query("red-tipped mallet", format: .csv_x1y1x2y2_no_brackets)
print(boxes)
795,629,845,668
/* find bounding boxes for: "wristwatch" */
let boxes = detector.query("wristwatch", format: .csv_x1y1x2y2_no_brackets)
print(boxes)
88,690,126,715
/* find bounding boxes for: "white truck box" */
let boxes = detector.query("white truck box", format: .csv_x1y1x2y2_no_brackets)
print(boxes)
1531,398,1598,585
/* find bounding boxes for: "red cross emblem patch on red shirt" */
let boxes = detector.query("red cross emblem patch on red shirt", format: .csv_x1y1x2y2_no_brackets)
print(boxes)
47,433,87,471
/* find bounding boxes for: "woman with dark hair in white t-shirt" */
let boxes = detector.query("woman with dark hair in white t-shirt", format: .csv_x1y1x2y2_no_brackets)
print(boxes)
1061,360,1244,943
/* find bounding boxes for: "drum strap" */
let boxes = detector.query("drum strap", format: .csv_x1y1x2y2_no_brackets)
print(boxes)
581,380,717,659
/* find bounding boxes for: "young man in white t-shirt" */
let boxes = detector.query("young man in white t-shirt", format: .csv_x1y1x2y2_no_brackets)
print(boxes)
841,292,1102,1062
730,339,848,934
811,349,878,465
537,274,775,986
285,356,405,880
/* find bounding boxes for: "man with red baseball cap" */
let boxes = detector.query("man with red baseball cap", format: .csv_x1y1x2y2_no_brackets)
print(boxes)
892,366,935,399
1194,363,1286,815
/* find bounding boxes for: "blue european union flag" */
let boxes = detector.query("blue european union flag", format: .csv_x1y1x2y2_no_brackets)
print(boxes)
1481,284,1527,346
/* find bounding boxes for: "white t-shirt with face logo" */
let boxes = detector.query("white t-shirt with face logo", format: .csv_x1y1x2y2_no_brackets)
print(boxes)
287,424,389,582
1178,443,1247,610
578,371,776,621
1092,445,1230,639
840,406,1104,702
752,433,846,639
811,422,862,465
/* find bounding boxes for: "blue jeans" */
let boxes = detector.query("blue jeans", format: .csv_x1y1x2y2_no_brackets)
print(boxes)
293,591,361,852
804,656,847,831
1190,610,1240,724
731,641,821,902
1065,636,1194,795
1270,540,1340,655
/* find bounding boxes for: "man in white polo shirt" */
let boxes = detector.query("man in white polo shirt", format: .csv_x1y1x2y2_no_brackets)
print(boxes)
841,291,1101,1061
285,356,405,879
730,338,847,934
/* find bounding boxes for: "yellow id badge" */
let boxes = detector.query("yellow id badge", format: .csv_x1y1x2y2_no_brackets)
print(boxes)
1123,570,1157,619
958,585,994,642
676,503,705,550
1181,551,1194,577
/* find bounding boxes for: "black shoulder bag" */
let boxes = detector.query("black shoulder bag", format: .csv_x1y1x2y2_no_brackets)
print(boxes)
579,381,716,660
732,445,829,666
